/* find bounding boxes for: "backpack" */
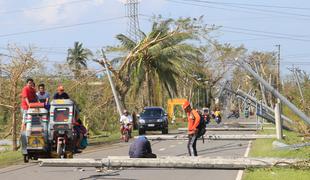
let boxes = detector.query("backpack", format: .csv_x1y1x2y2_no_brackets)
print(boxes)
196,113,207,143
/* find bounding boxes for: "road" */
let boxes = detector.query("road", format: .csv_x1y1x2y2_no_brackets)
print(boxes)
0,117,258,180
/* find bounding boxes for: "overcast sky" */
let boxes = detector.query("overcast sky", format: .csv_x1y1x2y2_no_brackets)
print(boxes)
0,0,309,75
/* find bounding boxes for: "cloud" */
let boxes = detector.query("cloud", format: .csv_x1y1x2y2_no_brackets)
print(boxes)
23,0,106,25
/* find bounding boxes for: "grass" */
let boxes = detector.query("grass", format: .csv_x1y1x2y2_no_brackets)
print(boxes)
88,130,138,145
0,149,23,168
250,129,310,158
243,168,310,180
243,129,310,180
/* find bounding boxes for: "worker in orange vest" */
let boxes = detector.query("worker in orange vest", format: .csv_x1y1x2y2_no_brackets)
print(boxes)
182,100,200,156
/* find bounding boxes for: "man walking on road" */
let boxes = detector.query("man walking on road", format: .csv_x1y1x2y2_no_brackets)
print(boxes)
183,100,200,156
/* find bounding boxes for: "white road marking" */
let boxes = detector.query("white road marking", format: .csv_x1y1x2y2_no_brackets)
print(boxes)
177,141,184,145
235,141,252,180
159,148,166,151
169,145,176,148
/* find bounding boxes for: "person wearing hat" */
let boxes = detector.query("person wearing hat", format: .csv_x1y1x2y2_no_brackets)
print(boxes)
182,100,200,156
119,109,133,138
53,85,70,99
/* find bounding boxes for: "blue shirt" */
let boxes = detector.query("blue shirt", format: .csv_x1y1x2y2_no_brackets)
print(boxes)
129,136,152,158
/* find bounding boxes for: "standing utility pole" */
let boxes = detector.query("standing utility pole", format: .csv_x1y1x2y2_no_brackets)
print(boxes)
125,0,141,43
288,65,305,105
275,45,281,91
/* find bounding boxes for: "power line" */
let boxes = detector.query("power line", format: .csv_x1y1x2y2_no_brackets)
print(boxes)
166,0,267,17
141,13,310,41
0,0,94,15
167,0,310,20
0,16,126,38
181,0,310,11
180,0,310,18
222,26,308,38
219,29,310,42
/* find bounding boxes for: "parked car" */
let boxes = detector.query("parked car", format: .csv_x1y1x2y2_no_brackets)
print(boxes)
138,107,169,135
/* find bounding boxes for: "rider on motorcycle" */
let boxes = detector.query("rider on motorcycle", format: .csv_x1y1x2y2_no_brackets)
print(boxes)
120,110,133,138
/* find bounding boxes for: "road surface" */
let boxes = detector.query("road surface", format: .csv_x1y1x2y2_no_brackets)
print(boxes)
0,117,257,180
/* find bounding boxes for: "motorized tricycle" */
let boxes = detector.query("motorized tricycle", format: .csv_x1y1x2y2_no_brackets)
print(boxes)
48,99,80,158
20,103,49,162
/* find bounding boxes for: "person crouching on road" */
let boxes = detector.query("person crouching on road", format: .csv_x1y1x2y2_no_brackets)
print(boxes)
183,100,200,156
129,136,156,158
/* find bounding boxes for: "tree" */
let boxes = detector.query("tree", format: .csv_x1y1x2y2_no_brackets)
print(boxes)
67,41,93,79
105,17,208,107
0,45,41,150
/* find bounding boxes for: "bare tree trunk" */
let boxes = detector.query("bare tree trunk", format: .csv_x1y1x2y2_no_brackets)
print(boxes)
145,69,153,106
12,84,18,151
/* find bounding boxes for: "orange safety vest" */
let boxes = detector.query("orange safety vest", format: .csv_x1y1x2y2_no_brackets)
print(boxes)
187,109,200,135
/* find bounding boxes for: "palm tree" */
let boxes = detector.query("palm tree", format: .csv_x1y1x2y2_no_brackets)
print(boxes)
113,18,202,106
67,41,93,78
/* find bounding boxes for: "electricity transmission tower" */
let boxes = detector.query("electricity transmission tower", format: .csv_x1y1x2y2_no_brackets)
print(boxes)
125,0,141,43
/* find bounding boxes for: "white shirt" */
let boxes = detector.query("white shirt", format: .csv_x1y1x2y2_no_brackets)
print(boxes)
120,114,133,124
36,92,50,102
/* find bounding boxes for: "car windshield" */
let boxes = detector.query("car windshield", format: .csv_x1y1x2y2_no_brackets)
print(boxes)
141,109,162,117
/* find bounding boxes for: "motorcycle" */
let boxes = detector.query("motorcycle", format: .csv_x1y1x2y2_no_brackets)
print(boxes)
215,115,222,124
121,123,131,142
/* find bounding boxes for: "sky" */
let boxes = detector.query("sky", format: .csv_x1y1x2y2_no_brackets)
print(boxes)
0,0,310,76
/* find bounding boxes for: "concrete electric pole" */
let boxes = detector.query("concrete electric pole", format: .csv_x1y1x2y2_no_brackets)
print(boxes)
275,44,281,92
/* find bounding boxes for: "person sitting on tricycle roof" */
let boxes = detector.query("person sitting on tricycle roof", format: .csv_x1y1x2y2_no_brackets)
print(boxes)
53,85,70,100
37,83,50,103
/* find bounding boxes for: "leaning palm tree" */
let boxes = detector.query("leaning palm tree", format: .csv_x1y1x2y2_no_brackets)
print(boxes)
112,18,203,106
67,41,93,78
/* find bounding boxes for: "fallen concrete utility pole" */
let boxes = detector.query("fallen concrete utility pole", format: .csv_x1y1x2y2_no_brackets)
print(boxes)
102,56,123,117
39,156,308,169
234,89,292,131
236,58,310,125
225,87,291,126
178,127,259,131
135,134,278,140
223,122,272,125
273,141,310,150
236,89,293,125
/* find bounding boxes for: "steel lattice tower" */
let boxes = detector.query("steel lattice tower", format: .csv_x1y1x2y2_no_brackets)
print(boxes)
125,0,141,43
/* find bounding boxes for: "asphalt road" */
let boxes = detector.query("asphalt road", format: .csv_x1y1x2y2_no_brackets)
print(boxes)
0,117,257,180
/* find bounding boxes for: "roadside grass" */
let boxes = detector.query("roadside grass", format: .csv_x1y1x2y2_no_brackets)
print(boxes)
243,168,310,180
251,129,310,158
243,129,310,180
88,130,138,145
0,149,23,168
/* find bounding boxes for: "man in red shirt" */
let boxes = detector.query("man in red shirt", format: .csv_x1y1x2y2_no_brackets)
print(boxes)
21,78,37,121
183,100,200,156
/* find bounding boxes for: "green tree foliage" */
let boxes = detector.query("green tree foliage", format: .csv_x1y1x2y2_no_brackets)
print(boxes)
109,17,214,107
67,41,93,79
